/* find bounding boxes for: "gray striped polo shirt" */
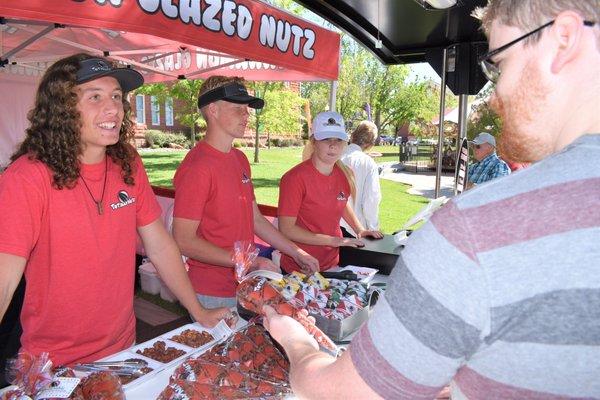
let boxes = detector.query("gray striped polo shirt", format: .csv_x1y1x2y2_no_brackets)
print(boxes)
350,134,600,399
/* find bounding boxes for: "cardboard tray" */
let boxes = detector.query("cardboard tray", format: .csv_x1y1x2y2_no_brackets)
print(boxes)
100,321,232,390
309,290,380,342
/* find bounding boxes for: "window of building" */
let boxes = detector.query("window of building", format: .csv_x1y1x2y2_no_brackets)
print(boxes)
151,96,160,125
135,95,145,124
165,97,174,127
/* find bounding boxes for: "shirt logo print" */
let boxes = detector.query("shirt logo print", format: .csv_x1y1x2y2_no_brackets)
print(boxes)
337,191,347,201
110,190,136,210
241,172,250,184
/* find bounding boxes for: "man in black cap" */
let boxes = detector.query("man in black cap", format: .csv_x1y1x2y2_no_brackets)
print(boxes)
172,76,319,309
0,54,231,366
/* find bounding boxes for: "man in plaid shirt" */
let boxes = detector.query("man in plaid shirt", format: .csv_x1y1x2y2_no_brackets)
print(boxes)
467,132,510,187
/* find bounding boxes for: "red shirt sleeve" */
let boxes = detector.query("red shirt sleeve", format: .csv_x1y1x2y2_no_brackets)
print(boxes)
134,155,162,227
278,167,305,218
0,159,46,258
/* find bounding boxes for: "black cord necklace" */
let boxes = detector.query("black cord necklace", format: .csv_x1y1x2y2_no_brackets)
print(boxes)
79,156,108,215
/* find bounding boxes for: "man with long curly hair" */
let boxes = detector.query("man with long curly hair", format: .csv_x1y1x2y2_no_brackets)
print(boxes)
0,53,231,366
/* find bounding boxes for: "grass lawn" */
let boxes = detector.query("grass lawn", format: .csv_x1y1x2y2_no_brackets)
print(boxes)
370,145,402,164
140,147,428,233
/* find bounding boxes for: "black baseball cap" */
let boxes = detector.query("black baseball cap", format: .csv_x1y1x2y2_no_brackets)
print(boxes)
76,58,144,92
198,82,264,109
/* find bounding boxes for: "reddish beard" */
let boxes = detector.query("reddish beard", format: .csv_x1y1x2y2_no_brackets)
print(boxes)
491,63,553,163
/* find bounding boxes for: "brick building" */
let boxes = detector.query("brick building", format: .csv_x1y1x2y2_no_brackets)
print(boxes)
128,82,302,147
129,94,190,135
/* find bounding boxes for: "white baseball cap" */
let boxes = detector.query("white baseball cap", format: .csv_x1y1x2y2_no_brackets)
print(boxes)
470,132,496,147
312,112,349,141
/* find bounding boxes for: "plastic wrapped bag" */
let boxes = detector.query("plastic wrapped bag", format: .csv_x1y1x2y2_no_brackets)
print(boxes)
2,351,53,399
158,324,291,400
232,240,259,282
236,275,338,353
233,243,338,353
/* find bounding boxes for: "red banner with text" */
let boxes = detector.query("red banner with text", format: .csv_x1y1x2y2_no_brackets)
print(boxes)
0,0,340,81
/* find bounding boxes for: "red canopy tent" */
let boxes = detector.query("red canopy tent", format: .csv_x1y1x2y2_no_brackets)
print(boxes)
0,0,341,165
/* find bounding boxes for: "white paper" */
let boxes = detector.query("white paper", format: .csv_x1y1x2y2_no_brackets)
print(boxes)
403,196,449,229
35,377,80,399
330,265,378,283
393,230,409,245
211,319,234,342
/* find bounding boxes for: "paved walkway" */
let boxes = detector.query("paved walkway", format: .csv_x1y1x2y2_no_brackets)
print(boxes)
379,162,456,199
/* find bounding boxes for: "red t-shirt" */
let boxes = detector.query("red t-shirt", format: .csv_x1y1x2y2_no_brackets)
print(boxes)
0,154,161,365
278,160,350,272
173,141,255,297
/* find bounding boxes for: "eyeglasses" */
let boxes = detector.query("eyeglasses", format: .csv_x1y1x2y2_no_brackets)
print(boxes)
479,20,596,83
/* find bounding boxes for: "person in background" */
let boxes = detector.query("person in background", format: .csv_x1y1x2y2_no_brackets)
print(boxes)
466,131,510,188
172,76,318,309
277,112,383,273
263,0,600,398
340,120,382,238
0,54,230,366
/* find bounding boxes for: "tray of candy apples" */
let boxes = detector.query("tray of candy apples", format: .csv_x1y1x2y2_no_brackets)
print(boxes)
232,241,340,355
163,324,217,349
81,321,229,391
272,271,381,341
157,323,291,400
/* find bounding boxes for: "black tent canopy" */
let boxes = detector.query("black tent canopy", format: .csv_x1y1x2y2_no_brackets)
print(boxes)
296,0,492,196
296,0,489,95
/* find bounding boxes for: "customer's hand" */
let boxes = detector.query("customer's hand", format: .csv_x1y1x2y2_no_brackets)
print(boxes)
357,229,384,239
195,307,233,328
333,237,365,248
293,249,320,273
253,256,280,273
262,305,318,350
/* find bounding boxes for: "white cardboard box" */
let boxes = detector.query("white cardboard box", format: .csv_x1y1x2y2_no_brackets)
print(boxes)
138,262,161,295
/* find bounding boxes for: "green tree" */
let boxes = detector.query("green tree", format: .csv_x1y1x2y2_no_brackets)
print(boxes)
467,84,502,139
169,80,205,140
136,80,204,144
248,81,275,162
247,82,304,162
269,0,305,15
261,88,304,137
300,81,329,126
406,82,459,139
332,40,459,138
336,39,369,122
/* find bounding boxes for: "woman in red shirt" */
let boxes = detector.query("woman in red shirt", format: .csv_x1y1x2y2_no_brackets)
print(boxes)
278,112,383,273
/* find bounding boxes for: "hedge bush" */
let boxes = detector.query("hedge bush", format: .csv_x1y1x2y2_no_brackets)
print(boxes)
145,130,190,148
268,137,303,147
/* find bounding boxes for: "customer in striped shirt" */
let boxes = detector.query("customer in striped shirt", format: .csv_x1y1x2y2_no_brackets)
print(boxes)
467,132,510,188
263,0,600,399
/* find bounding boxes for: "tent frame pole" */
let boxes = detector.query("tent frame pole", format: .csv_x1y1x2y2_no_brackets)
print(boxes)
1,24,56,64
328,80,338,112
454,94,469,194
434,47,448,199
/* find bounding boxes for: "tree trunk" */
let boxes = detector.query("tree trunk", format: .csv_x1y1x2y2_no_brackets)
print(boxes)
189,122,195,145
254,117,260,163
375,109,382,132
